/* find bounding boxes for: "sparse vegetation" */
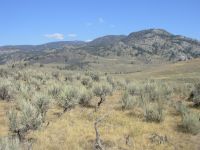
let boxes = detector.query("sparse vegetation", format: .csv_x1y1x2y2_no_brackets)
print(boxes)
0,58,199,149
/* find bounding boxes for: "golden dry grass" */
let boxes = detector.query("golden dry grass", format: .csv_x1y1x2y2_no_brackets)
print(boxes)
28,91,199,150
0,59,200,149
0,102,11,137
116,58,200,82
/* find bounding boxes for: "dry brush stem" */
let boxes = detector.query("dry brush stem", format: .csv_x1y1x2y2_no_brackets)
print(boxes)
94,114,109,150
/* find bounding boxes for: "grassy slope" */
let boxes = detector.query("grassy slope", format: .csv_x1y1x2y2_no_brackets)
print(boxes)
115,58,200,81
0,59,200,149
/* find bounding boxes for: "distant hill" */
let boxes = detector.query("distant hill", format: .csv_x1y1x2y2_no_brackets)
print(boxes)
0,29,200,66
83,29,200,62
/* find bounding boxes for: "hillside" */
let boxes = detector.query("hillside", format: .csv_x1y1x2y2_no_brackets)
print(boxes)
0,29,200,70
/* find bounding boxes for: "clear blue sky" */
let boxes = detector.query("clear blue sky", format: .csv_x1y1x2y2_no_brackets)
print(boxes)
0,0,199,45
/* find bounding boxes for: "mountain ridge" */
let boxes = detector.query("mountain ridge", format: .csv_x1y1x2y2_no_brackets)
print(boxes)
0,28,200,65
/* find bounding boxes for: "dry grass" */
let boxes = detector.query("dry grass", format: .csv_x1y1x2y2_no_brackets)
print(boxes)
0,102,12,137
28,92,199,150
0,59,200,149
116,58,200,82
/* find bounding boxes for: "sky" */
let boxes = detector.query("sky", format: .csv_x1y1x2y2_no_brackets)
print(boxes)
0,0,199,45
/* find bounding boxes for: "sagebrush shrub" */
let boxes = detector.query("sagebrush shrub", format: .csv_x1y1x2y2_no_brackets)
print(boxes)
140,80,172,102
0,137,21,150
126,83,137,96
121,91,138,110
175,102,189,115
14,71,29,82
0,68,8,78
141,80,159,102
20,101,43,130
7,100,43,140
89,72,100,82
116,79,126,90
58,86,80,112
81,77,93,88
52,71,60,80
143,102,164,122
106,76,116,89
65,74,74,82
7,110,19,133
181,111,200,134
93,82,112,107
190,83,200,107
79,89,93,107
33,94,50,120
0,85,10,100
48,85,61,98
173,83,194,98
0,81,12,101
